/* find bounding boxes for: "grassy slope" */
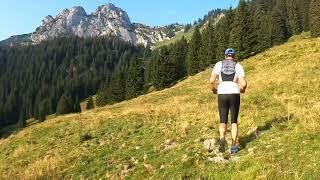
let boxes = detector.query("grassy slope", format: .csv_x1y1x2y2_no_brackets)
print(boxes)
154,27,195,48
1,33,320,179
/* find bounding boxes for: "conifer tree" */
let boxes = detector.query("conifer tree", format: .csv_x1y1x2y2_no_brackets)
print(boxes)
96,87,111,107
215,8,235,60
309,0,320,37
56,93,74,115
298,0,311,31
109,61,127,103
275,0,291,36
152,46,176,89
171,37,188,79
126,56,145,99
252,1,272,52
200,22,216,68
270,5,289,45
86,96,95,110
187,26,202,75
74,96,81,113
229,0,256,59
18,111,26,128
39,99,50,122
287,0,303,35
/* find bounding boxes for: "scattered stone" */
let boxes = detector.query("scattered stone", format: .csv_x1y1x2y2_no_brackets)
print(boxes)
160,165,165,170
164,139,172,145
208,156,227,163
203,139,216,152
247,126,258,136
161,139,178,151
277,149,284,153
143,163,154,173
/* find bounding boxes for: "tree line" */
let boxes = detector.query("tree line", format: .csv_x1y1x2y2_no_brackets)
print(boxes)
0,36,148,129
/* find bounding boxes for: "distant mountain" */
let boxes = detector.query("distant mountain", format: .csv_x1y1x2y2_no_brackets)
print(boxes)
0,34,32,47
0,3,184,47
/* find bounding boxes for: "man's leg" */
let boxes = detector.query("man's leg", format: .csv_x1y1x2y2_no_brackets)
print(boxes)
219,123,227,140
231,123,238,145
218,95,229,152
230,94,240,154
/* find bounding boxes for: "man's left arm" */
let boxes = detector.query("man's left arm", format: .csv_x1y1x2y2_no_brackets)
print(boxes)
237,64,247,93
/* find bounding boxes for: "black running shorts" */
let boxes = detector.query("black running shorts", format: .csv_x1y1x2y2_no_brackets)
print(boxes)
218,94,240,124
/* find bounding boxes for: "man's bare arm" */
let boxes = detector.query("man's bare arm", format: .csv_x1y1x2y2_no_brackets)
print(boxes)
238,76,247,93
209,73,219,92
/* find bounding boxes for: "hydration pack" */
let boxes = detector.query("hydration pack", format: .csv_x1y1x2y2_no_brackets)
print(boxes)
221,60,237,82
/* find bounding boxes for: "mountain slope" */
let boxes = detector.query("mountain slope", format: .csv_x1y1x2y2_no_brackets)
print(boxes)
0,33,320,179
154,13,225,48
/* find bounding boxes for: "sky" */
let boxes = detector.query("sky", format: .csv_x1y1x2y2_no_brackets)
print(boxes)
0,0,239,41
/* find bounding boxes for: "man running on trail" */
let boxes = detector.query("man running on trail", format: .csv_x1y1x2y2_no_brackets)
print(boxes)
209,48,247,155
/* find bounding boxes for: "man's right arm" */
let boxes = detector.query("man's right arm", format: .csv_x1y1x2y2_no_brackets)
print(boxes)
210,62,220,94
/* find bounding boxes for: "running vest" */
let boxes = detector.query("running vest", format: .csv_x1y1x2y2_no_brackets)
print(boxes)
221,59,237,82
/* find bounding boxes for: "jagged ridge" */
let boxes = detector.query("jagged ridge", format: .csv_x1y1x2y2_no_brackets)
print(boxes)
1,3,184,47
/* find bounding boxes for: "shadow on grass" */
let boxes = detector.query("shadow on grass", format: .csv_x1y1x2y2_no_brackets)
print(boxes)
239,114,294,149
0,124,19,139
0,119,40,139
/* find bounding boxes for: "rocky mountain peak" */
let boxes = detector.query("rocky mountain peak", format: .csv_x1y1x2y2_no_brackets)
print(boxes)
70,6,87,16
94,3,131,24
42,15,54,25
4,3,183,47
96,3,117,14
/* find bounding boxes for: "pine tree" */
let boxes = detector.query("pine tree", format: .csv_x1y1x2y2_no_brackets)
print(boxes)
298,0,311,31
252,1,272,52
39,99,50,122
126,56,145,99
74,96,81,113
287,0,303,35
200,22,216,68
187,26,202,75
309,0,320,37
229,0,256,59
276,0,289,27
270,5,289,45
86,96,95,110
96,87,111,107
56,93,74,115
18,111,26,128
152,46,176,89
171,37,188,79
215,8,235,60
109,61,127,103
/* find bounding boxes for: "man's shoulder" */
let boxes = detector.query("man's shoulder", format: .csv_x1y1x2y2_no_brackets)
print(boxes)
214,61,222,67
235,62,244,68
